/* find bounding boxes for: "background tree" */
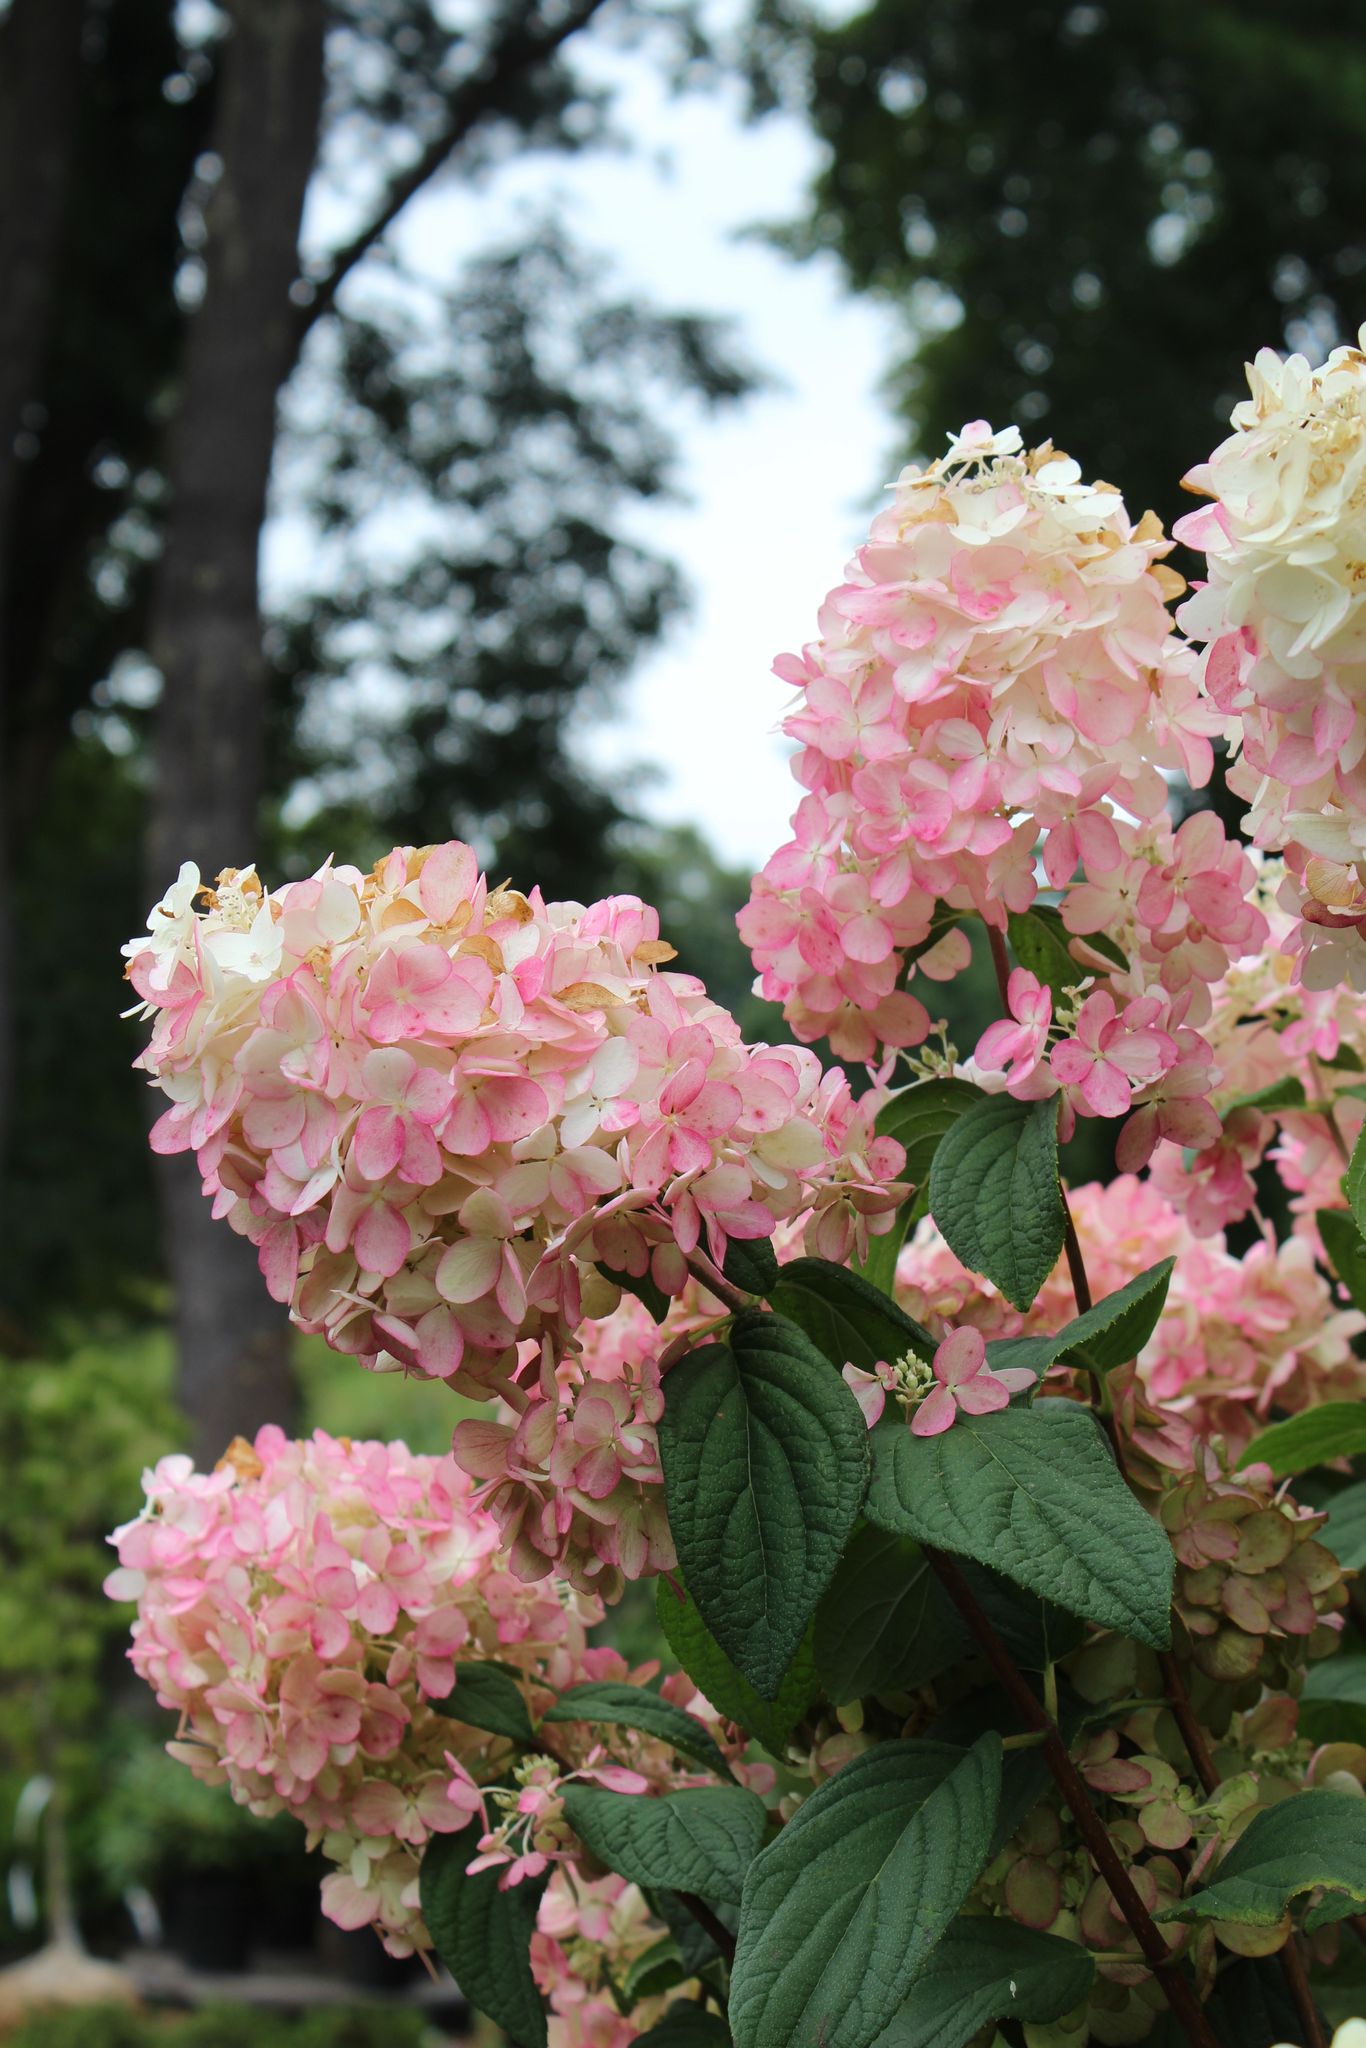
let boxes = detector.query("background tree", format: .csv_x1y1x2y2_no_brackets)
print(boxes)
0,0,752,1458
753,0,1366,531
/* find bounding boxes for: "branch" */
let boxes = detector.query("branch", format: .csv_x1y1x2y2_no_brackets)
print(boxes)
675,1889,737,1965
923,1549,1219,2048
1052,1182,1324,2048
683,1249,753,1317
288,0,613,360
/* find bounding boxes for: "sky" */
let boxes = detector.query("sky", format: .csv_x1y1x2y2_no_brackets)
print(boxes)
267,6,903,874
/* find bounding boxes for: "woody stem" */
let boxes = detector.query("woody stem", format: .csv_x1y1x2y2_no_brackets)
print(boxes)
1063,1207,1323,2047
923,1549,1217,2048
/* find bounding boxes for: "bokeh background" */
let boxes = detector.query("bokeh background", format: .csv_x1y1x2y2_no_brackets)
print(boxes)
3,0,1366,2031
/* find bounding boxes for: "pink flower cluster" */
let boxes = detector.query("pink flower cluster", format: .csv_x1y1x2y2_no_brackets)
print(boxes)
124,847,905,1396
452,1289,702,1599
107,1426,760,2022
1139,887,1366,1237
1175,328,1366,990
895,1175,1366,1458
532,1871,695,2046
739,421,1224,1062
105,1427,609,1956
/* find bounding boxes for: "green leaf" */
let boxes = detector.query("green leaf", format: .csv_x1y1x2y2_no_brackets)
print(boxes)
814,1526,966,1705
928,1092,1064,1312
984,1258,1175,1381
771,1257,936,1373
1007,902,1125,995
1238,1402,1366,1478
432,1661,536,1744
866,1400,1174,1648
871,1917,1095,2047
1319,1209,1366,1314
858,1080,985,1295
601,1260,672,1324
1347,1121,1366,1237
560,1782,768,1908
1204,1956,1323,2048
656,1580,817,1758
723,1236,779,1298
1299,1654,1366,1749
635,2010,733,2047
657,1311,869,1698
1226,1076,1308,1114
1322,1481,1366,1571
954,1563,1085,1674
1158,1789,1366,1927
729,1737,1002,2048
648,1887,734,1975
542,1680,732,1779
420,1817,547,2047
1055,1258,1176,1371
623,1935,690,2005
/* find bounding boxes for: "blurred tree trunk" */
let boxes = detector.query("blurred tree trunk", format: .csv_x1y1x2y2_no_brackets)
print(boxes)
0,0,88,1185
146,0,327,1460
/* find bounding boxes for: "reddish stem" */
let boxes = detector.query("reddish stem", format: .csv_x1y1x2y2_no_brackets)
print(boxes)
1063,1205,1324,2047
675,1891,737,1965
986,922,1012,1010
1061,1193,1093,1315
683,1249,753,1316
923,1549,1218,2048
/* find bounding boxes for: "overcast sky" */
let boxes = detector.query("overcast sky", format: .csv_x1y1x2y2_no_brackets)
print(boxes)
267,7,903,875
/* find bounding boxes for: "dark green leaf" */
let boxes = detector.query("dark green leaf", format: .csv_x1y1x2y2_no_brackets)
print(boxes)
657,1311,869,1697
560,1782,768,1908
601,1260,671,1324
1158,1790,1366,1926
928,1093,1064,1312
771,1257,936,1373
1007,902,1125,995
866,1401,1173,1648
1346,1122,1366,1237
656,1580,817,1758
1205,1956,1325,2048
729,1737,1001,2048
1319,1209,1366,1315
432,1661,536,1744
420,1818,547,2047
542,1680,732,1779
1056,1258,1176,1371
723,1237,779,1299
871,1916,1095,2047
927,1677,1088,1855
955,1562,1085,1673
814,1526,966,1704
859,1079,985,1295
635,2010,733,2047
1299,1655,1366,1749
648,1887,734,1975
623,1935,690,2004
984,1258,1175,1381
1327,1047,1366,1074
1322,1481,1366,1572
1238,1403,1366,1479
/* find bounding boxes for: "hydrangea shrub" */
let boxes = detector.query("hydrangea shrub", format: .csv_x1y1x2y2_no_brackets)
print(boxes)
108,333,1366,2047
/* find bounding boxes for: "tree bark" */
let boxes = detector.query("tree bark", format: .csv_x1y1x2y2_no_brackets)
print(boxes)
146,0,327,1461
0,0,88,1181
